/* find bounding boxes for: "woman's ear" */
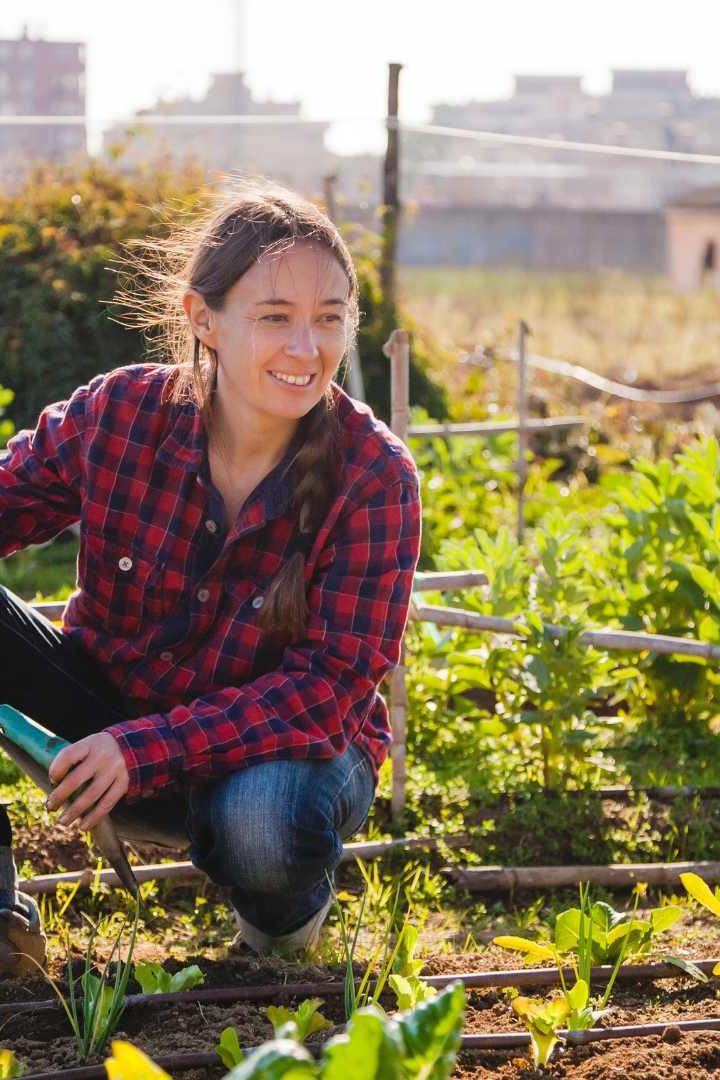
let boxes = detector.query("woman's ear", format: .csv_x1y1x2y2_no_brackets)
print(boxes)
183,289,217,349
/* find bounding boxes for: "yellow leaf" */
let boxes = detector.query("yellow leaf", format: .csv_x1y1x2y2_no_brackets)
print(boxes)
680,873,720,918
713,960,720,976
493,936,556,962
105,1041,171,1080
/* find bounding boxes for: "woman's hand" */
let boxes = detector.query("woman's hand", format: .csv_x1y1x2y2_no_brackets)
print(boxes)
46,732,129,831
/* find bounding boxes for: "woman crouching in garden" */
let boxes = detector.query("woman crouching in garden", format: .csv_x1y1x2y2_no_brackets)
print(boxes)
0,181,421,971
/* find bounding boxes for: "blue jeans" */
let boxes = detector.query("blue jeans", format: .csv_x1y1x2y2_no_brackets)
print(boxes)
0,584,377,933
187,743,376,934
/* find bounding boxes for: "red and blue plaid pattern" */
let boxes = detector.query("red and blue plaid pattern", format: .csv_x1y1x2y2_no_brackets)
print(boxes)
0,365,421,798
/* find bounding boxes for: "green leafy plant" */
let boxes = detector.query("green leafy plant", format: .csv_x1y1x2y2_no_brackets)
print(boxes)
511,992,571,1068
33,902,139,1060
222,980,465,1080
0,1050,21,1078
266,999,333,1042
388,922,437,1011
680,872,720,975
133,961,205,994
216,1027,245,1070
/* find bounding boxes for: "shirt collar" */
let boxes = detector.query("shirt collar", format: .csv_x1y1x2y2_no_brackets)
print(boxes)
155,396,303,525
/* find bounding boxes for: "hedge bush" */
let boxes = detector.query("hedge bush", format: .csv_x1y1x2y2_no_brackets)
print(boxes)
0,163,447,430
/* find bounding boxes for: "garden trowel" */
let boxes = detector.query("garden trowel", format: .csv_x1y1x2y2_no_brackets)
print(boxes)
0,704,138,898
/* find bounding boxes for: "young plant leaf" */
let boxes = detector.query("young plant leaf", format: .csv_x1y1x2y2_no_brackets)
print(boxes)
321,1007,400,1080
105,1039,172,1080
663,956,710,983
680,872,720,918
266,1000,332,1042
134,961,205,995
393,981,466,1080
492,936,556,962
223,1038,317,1079
217,1026,245,1069
0,1051,21,1079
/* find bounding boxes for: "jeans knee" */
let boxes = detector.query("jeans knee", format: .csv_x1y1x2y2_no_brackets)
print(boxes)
201,772,340,895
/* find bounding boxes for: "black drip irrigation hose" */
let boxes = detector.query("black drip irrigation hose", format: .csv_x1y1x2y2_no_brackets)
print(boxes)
18,1017,720,1080
3,957,718,1018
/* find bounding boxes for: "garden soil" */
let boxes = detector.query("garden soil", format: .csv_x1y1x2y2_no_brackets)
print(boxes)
2,946,720,1078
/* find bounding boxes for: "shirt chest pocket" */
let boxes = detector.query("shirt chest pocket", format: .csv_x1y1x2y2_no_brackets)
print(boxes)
78,535,164,637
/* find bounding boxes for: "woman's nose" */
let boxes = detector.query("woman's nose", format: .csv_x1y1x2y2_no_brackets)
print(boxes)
284,322,319,359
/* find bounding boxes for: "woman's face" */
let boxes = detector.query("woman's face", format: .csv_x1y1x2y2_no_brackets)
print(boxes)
188,240,352,428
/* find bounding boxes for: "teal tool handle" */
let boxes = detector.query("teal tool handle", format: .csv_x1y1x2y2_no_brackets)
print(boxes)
0,704,70,772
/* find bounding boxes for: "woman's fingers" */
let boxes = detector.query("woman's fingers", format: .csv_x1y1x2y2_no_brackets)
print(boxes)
78,776,128,832
48,740,88,786
46,756,97,812
57,773,114,827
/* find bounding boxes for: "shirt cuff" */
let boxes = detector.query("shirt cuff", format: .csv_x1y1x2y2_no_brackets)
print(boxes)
106,715,183,800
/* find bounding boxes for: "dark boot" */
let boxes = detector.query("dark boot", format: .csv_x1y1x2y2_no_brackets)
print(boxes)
0,805,46,976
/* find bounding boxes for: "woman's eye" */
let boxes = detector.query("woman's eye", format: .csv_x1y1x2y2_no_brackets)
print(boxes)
262,314,288,323
322,314,343,323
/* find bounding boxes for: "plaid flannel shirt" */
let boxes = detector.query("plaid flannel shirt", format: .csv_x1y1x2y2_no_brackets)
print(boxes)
0,364,421,799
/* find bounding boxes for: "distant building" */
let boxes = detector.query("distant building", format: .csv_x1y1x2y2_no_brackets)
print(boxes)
406,69,720,211
103,71,334,197
666,187,720,291
0,28,86,185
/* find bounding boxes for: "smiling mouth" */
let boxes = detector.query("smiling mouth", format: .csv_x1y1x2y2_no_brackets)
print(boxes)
269,371,316,387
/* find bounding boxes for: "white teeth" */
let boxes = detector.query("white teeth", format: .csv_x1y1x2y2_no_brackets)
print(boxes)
270,371,312,386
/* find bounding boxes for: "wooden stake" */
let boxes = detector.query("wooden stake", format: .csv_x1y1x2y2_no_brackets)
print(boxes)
385,328,410,824
381,63,403,306
447,859,720,891
516,319,530,542
409,601,720,662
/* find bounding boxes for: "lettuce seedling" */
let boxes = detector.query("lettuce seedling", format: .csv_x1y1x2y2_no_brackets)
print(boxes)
680,872,720,975
266,998,333,1042
511,993,570,1067
105,1040,171,1080
133,961,205,994
217,981,466,1079
0,1050,21,1079
217,1026,245,1069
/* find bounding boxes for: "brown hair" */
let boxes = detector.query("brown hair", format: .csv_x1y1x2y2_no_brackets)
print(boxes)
114,178,359,640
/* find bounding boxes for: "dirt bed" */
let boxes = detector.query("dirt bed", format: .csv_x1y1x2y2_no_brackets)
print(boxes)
2,947,720,1078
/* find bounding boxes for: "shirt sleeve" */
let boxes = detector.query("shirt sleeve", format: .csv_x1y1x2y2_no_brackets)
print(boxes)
0,384,91,556
106,475,422,798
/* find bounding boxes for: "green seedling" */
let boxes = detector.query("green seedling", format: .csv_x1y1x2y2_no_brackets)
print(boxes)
216,1026,245,1069
133,961,205,994
388,922,437,1011
266,998,333,1042
333,876,434,1022
0,1050,21,1079
31,901,139,1061
680,872,720,975
494,883,682,978
221,980,465,1080
512,992,570,1068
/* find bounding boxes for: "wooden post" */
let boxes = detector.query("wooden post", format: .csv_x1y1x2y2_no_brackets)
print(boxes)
381,63,403,307
322,172,337,223
516,319,530,542
384,328,410,825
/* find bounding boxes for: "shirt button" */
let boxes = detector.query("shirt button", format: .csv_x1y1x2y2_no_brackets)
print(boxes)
118,556,133,572
205,519,218,534
159,651,174,662
252,595,264,609
197,587,211,602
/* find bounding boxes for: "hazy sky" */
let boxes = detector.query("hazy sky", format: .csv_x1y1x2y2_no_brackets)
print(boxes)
2,0,720,154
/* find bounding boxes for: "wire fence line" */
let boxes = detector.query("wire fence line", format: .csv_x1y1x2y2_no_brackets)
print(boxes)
5,113,720,168
462,347,720,404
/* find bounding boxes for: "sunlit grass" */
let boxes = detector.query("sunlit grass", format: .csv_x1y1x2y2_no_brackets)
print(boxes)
398,268,720,391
